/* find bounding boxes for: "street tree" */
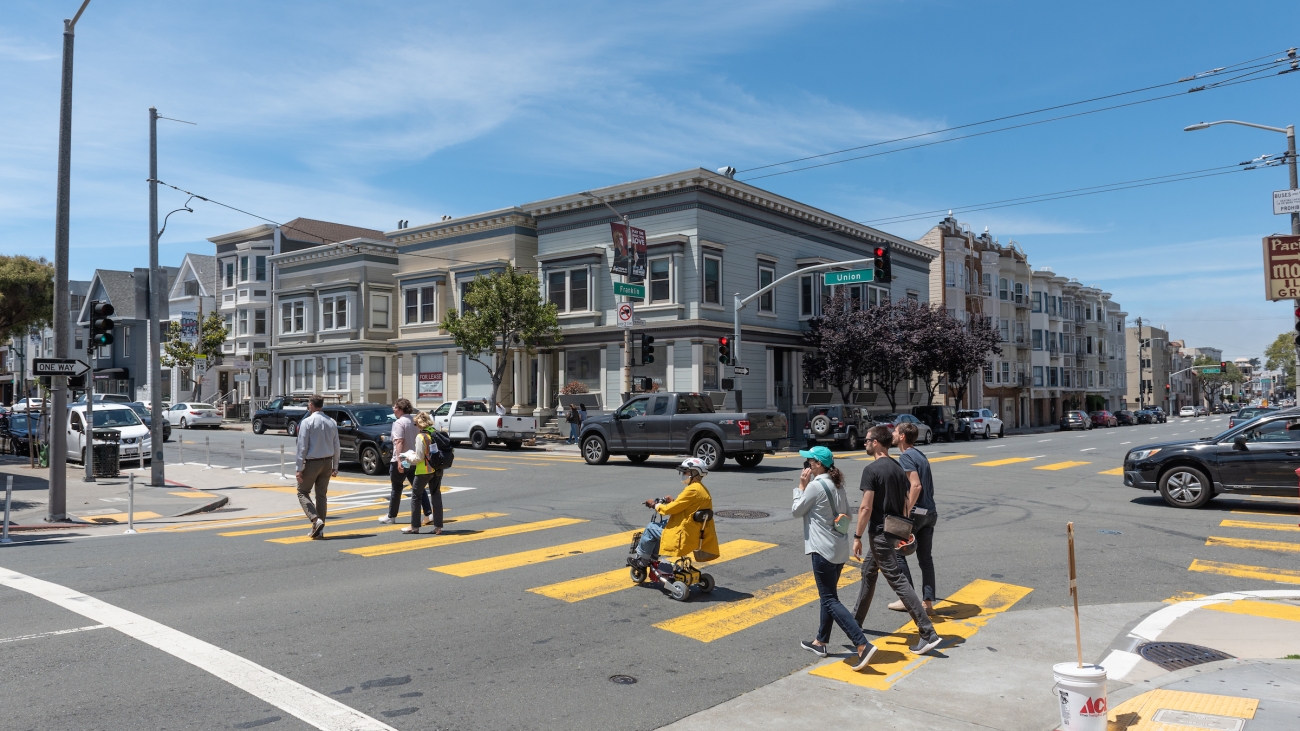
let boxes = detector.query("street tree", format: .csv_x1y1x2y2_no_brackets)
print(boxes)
908,303,959,405
1263,333,1297,391
1194,355,1244,406
860,299,928,411
0,255,54,339
161,311,227,400
800,293,870,404
442,266,562,408
941,313,1002,409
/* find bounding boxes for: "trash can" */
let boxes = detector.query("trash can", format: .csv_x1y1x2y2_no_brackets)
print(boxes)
91,428,121,478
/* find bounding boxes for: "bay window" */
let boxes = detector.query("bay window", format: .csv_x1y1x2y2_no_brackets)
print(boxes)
649,257,671,304
758,263,774,313
371,293,390,328
702,253,722,306
321,295,348,330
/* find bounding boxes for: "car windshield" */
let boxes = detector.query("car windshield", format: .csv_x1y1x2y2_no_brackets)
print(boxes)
875,414,899,422
957,411,980,418
351,408,395,426
92,409,142,427
126,404,149,417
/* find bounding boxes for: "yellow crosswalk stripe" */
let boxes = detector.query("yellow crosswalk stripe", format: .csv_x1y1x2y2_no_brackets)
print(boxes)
1189,558,1300,584
811,579,1033,689
269,512,505,545
654,564,855,642
1097,467,1124,475
972,457,1035,467
158,501,385,533
169,490,219,498
342,517,584,557
1034,461,1091,471
530,539,777,603
1230,506,1299,517
1219,519,1300,533
458,466,508,471
1203,598,1300,623
923,454,975,463
431,531,636,577
1162,591,1207,604
1204,536,1300,554
222,510,407,537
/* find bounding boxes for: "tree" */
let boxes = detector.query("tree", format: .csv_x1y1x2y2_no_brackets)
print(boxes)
907,303,959,405
161,311,227,400
860,299,929,412
1194,355,1245,405
0,255,54,339
442,266,561,408
1263,333,1296,391
941,314,1002,409
801,293,871,404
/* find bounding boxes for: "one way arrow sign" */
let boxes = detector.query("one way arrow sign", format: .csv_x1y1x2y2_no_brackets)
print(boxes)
33,358,91,377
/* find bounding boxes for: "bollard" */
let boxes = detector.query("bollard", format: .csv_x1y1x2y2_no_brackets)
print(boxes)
2,475,13,544
205,435,211,469
279,444,286,480
178,437,184,465
240,439,246,474
124,473,137,535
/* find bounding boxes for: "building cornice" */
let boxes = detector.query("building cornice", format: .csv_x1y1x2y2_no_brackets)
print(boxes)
268,238,396,266
387,209,536,246
208,223,276,245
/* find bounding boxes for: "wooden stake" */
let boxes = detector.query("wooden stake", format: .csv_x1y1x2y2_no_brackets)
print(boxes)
1067,521,1083,668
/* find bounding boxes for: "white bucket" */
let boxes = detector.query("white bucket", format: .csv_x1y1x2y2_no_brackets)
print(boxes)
1052,662,1108,731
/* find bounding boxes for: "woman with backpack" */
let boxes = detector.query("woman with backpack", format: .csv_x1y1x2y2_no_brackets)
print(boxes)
565,404,581,444
402,411,444,535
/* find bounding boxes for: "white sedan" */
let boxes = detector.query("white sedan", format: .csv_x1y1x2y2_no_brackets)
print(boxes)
165,402,222,429
11,398,45,413
1178,406,1196,417
957,408,1005,439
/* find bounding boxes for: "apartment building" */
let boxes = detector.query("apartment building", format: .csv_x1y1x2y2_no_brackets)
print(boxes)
1027,269,1126,426
77,268,177,400
2,281,90,404
1125,324,1175,411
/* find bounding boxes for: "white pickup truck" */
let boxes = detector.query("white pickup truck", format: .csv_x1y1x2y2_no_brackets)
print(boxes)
431,398,536,450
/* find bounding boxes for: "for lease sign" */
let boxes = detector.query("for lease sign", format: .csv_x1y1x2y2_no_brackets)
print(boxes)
1263,234,1300,301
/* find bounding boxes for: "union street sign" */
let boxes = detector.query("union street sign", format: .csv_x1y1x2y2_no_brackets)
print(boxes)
823,269,875,286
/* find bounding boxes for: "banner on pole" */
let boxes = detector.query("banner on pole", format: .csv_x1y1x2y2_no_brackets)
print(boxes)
609,223,647,279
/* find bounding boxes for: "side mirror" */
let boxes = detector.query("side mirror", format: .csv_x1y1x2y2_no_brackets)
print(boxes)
72,423,83,432
1232,434,1248,451
340,420,354,428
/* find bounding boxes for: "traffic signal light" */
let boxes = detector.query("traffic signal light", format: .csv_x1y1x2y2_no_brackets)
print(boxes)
873,246,892,283
1165,384,1171,395
1220,361,1228,373
638,333,656,365
90,301,115,348
717,336,730,365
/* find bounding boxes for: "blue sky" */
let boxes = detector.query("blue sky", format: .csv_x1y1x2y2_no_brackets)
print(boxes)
3,0,1299,360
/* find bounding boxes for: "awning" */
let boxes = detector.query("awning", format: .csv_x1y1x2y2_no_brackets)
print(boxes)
93,367,129,379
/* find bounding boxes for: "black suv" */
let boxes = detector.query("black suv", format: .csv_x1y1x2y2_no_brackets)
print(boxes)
252,397,310,435
911,404,968,442
321,403,397,475
1228,406,1277,430
803,404,868,449
1124,406,1300,508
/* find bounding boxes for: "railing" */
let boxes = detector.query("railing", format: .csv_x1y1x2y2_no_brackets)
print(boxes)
1014,294,1028,307
981,284,993,296
1048,344,1059,356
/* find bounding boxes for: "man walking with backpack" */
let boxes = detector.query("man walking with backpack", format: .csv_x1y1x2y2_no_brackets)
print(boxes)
295,395,340,540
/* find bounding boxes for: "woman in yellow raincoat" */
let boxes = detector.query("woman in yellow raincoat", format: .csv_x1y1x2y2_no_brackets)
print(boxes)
634,457,720,564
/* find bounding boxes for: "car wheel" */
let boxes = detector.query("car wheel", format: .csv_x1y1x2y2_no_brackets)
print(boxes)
735,453,764,468
627,453,650,464
945,427,954,442
360,446,381,476
251,418,266,435
470,429,488,450
1158,465,1214,509
922,428,932,445
286,420,299,437
693,437,723,471
179,417,187,429
163,427,171,442
998,424,1004,438
846,432,861,451
582,435,609,465
982,427,991,440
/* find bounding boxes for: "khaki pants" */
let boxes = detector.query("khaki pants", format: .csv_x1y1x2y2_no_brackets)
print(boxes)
298,457,333,522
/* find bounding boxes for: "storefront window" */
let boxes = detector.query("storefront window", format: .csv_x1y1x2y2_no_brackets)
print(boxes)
564,348,602,393
703,343,719,390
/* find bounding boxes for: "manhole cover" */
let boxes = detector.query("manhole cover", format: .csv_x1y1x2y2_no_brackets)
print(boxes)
609,675,637,685
716,510,770,519
1138,642,1234,670
757,478,791,482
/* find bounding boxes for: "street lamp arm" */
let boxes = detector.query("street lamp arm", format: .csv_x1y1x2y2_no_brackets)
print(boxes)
579,191,628,221
1185,119,1291,136
69,0,92,30
736,257,874,310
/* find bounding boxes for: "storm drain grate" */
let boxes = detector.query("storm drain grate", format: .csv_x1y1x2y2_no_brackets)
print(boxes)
609,675,638,685
1137,642,1234,670
715,510,771,519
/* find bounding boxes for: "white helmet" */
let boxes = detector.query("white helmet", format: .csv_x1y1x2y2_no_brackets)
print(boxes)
677,457,709,477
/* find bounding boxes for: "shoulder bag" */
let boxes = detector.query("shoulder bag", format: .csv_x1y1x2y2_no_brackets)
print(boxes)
882,469,914,541
817,479,851,536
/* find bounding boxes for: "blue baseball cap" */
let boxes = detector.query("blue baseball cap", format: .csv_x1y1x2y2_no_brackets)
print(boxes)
798,445,834,467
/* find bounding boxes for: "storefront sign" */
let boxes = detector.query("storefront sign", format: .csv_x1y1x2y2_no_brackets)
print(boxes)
1262,233,1300,300
609,222,647,279
419,371,444,398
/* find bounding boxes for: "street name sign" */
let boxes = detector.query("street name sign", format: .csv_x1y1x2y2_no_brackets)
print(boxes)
613,282,645,299
1199,367,1221,374
733,366,751,376
1262,234,1300,301
33,358,90,377
1274,189,1300,215
616,302,635,329
823,269,874,285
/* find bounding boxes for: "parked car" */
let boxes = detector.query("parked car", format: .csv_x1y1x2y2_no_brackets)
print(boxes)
1089,410,1118,428
432,399,537,450
1134,409,1155,424
911,404,968,442
11,398,45,413
1114,410,1138,426
164,402,222,429
1228,406,1277,430
72,394,134,405
1178,406,1196,418
124,402,171,442
4,413,42,455
64,403,151,464
873,413,933,444
577,392,788,469
251,396,310,436
1195,406,1208,417
956,409,1003,439
322,403,396,476
1123,407,1300,508
1060,410,1091,431
1148,407,1168,423
802,404,869,450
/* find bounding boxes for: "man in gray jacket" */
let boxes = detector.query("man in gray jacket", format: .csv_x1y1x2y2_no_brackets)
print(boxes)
295,395,340,539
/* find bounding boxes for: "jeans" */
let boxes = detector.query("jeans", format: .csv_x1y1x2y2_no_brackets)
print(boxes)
297,457,332,522
636,521,663,561
388,462,430,520
410,471,444,530
853,531,939,642
568,423,579,443
811,552,868,647
898,511,937,602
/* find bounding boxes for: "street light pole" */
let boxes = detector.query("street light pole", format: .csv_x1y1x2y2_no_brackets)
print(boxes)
580,192,634,403
50,0,93,521
148,107,165,486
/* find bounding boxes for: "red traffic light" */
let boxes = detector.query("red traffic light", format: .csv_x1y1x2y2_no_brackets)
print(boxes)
718,336,728,346
874,246,885,257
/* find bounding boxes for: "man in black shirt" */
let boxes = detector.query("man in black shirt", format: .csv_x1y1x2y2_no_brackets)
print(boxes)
851,425,942,656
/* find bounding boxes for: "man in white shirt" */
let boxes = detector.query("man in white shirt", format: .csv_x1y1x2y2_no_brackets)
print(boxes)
295,395,340,539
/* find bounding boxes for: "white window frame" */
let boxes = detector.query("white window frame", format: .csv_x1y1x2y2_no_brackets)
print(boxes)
255,255,267,282
547,267,591,313
757,262,775,313
799,274,815,318
324,356,350,392
403,285,436,325
240,256,249,282
369,356,386,390
320,294,349,331
237,309,248,336
702,253,723,307
648,256,673,305
371,293,391,328
254,309,266,336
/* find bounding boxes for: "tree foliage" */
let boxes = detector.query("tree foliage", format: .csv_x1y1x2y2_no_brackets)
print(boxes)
941,313,1002,408
1263,333,1296,391
800,293,870,404
0,255,54,340
1193,355,1245,404
161,311,228,398
442,267,562,407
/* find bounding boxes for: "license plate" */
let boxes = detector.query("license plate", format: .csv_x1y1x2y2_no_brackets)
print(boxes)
499,431,516,438
766,440,773,448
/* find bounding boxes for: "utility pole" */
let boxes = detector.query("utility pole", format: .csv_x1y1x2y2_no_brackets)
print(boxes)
148,107,165,486
580,192,634,403
1135,317,1144,409
50,0,93,520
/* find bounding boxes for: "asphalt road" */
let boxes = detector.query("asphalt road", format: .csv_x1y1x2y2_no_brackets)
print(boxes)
2,415,1298,731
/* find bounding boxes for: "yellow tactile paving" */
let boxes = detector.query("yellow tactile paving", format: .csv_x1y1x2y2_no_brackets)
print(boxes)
1204,536,1300,554
1098,467,1125,475
1107,688,1257,730
168,490,219,498
972,457,1036,467
82,511,161,524
270,512,506,545
1188,558,1300,584
342,517,585,557
1202,598,1300,623
809,579,1032,690
1034,461,1091,471
431,531,636,577
530,539,777,603
1218,519,1300,532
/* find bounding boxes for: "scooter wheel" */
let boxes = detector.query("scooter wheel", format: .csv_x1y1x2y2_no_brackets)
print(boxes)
630,566,647,584
698,573,715,594
668,580,690,602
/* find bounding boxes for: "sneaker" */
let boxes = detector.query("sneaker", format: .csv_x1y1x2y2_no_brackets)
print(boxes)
851,644,878,671
423,515,433,526
887,599,906,611
309,519,325,539
800,640,828,658
401,526,420,534
378,516,394,524
910,635,943,655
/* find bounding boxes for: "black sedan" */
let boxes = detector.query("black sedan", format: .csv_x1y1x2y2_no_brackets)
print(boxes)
1114,410,1138,426
1123,406,1300,508
4,413,42,455
126,402,172,442
1060,410,1091,431
321,403,396,475
1134,409,1155,424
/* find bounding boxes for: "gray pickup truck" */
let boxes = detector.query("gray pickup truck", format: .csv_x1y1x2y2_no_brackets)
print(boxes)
578,392,789,469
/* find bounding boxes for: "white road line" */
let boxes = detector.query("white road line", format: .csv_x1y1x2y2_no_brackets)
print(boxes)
1081,448,1096,452
985,444,1006,449
1120,441,1131,445
0,624,106,644
1038,439,1052,442
0,567,398,731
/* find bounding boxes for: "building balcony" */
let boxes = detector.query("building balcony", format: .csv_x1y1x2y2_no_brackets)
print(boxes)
1014,294,1028,308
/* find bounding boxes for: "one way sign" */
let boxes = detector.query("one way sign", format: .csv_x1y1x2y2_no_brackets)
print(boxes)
33,358,91,377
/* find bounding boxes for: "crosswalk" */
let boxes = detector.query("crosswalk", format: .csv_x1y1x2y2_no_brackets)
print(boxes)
1186,505,1300,585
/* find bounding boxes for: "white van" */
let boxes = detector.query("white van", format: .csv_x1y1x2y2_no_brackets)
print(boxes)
66,403,152,463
